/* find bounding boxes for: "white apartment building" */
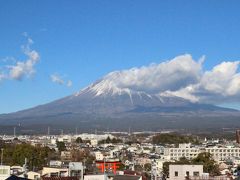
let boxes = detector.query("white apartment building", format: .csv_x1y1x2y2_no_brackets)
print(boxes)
164,144,202,160
205,147,240,161
164,143,240,161
0,165,10,180
90,139,98,147
95,151,104,160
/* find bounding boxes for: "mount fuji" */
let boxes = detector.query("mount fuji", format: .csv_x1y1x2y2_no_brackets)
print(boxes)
0,70,239,133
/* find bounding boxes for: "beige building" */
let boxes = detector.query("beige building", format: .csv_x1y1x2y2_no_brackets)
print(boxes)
26,171,41,180
205,147,240,161
0,165,10,180
42,167,68,177
169,164,205,180
164,144,201,160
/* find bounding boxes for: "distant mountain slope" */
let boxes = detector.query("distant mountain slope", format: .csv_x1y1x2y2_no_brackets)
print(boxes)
0,71,239,132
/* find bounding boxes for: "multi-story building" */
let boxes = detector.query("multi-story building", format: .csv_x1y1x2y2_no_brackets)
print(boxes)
164,143,240,161
169,164,205,180
163,144,202,160
205,146,240,161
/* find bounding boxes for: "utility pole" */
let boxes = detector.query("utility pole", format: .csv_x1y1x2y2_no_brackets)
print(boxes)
13,127,16,137
75,127,78,135
103,157,106,180
47,126,50,136
1,148,3,165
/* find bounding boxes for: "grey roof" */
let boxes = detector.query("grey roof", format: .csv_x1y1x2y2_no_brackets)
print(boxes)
113,175,141,180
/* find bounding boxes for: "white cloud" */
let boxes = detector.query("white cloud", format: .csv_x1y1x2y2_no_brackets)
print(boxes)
0,72,6,81
50,74,65,85
164,61,240,104
104,54,203,94
102,54,240,104
50,74,72,87
67,80,73,87
1,34,40,81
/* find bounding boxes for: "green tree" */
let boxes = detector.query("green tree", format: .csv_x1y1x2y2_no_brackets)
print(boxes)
163,153,220,177
134,164,143,172
163,161,171,177
2,143,55,170
192,152,220,176
56,141,66,152
76,137,83,143
144,163,151,172
152,133,199,145
106,136,111,143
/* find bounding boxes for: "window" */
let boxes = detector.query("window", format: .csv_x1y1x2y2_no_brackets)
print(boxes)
0,169,8,175
186,171,189,177
193,171,199,176
34,175,39,180
175,171,178,176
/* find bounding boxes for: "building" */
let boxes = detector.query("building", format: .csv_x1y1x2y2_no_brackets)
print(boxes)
42,167,69,177
0,165,10,180
84,174,108,180
113,175,142,180
95,151,104,161
26,171,41,180
90,139,98,147
68,162,84,180
163,144,201,160
169,164,205,180
164,143,240,161
205,147,240,161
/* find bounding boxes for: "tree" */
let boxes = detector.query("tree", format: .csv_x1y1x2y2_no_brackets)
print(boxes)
163,161,171,177
152,133,200,145
144,163,151,172
106,136,111,143
2,143,55,170
134,164,143,172
76,137,83,143
98,137,122,144
162,153,220,178
192,152,220,176
56,141,66,152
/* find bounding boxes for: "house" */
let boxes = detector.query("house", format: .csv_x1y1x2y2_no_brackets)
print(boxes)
42,167,68,177
26,171,40,180
169,164,205,180
0,165,11,180
95,151,104,161
84,174,108,180
113,175,142,180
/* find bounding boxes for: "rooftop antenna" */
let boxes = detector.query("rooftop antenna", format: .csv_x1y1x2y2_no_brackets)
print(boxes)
13,127,16,137
47,126,50,136
23,158,28,176
1,148,3,165
75,127,78,135
128,127,131,136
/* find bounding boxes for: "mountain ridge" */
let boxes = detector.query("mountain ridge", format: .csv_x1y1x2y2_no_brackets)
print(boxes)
0,71,239,132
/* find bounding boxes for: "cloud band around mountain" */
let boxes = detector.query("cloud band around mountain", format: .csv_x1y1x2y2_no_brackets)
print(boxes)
101,54,240,104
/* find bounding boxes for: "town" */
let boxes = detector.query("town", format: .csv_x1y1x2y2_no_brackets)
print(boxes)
0,129,240,180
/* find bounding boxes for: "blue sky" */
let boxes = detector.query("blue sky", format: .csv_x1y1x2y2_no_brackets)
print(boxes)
0,0,240,113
